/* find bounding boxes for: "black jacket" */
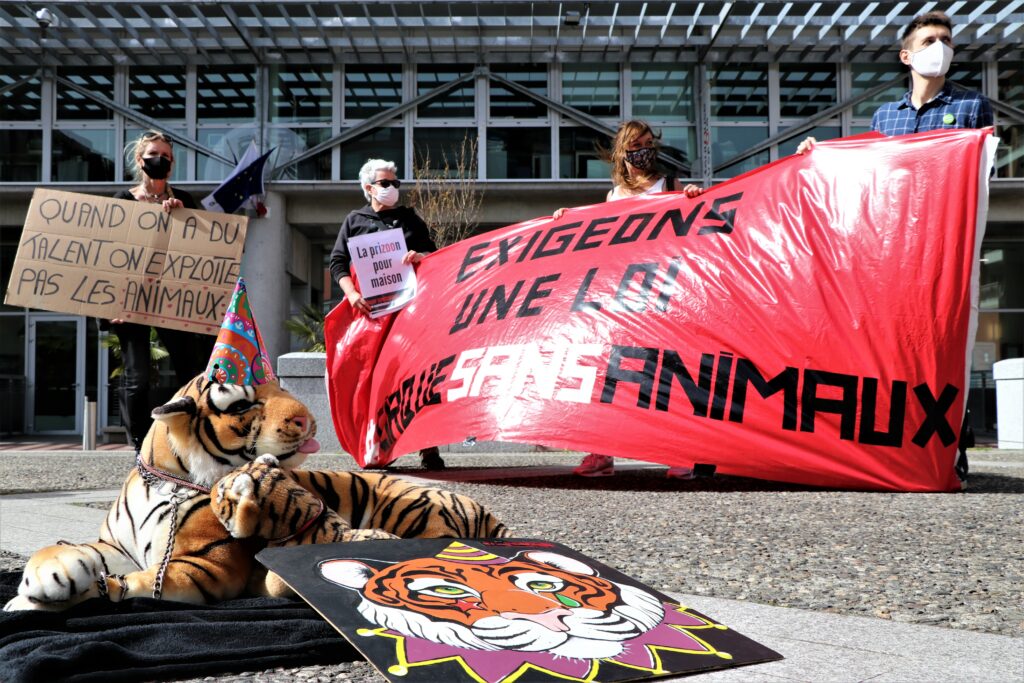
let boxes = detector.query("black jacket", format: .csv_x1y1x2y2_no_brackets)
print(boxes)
329,204,437,285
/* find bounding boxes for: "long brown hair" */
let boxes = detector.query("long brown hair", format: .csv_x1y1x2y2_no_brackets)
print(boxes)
601,120,662,192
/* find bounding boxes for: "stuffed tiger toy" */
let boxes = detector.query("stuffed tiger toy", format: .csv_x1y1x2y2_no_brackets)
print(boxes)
213,454,512,597
4,374,509,611
213,454,398,597
4,374,321,611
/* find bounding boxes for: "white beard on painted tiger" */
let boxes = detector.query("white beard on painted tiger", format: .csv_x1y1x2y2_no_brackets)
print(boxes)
4,374,510,611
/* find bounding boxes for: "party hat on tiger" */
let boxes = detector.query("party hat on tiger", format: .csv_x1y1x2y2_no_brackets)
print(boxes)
435,541,508,565
206,278,277,385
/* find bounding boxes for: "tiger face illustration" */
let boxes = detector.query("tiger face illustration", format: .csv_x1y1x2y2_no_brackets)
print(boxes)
320,544,664,660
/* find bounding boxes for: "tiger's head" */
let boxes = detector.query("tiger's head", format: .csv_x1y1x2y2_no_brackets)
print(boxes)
320,544,664,660
145,375,320,488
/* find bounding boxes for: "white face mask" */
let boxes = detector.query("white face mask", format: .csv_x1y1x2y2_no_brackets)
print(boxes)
373,184,399,207
909,40,953,78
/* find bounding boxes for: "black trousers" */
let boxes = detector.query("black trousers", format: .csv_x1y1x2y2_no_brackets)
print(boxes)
112,323,210,449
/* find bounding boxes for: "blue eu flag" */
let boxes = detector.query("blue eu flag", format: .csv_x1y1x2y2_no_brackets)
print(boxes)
201,143,275,214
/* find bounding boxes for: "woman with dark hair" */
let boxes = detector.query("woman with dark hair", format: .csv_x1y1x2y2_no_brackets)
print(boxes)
106,130,210,451
555,120,704,478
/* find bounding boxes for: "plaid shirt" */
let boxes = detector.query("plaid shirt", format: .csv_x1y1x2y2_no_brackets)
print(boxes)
871,83,994,135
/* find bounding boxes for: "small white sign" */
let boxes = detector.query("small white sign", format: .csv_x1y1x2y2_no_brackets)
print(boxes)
347,228,417,318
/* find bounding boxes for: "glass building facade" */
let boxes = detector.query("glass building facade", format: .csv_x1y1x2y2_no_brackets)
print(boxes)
0,2,1020,437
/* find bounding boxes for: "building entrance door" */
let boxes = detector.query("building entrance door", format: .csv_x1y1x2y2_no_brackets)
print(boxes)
27,316,84,434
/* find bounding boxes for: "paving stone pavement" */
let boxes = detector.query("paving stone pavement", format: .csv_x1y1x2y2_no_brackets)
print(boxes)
1,447,1021,682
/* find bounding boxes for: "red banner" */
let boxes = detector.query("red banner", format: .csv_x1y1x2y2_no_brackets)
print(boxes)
327,128,995,492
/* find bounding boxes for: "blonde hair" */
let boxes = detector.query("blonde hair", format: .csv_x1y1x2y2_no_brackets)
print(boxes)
601,120,662,192
126,130,175,184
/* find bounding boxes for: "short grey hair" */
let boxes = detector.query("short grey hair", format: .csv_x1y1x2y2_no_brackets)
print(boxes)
358,158,399,201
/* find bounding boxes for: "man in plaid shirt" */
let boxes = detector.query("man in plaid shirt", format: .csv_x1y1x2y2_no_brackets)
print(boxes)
797,11,993,150
870,10,993,135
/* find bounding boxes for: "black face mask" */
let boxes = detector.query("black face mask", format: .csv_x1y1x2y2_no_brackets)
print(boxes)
142,156,172,180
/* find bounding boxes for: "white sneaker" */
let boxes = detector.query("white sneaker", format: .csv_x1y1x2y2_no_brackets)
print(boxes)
666,466,696,480
574,454,614,477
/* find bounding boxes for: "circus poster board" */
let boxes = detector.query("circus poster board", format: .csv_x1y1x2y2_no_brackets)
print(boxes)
5,188,248,335
258,539,782,682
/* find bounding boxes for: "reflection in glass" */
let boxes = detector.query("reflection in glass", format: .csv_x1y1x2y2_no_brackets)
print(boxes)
995,124,1024,179
57,68,114,120
779,65,838,118
345,66,402,119
129,67,186,119
0,314,25,432
0,315,24,373
980,243,1024,309
270,66,332,123
658,126,697,177
632,65,693,121
340,127,405,181
850,64,908,118
559,127,612,179
562,64,620,118
413,128,477,178
418,65,475,118
711,66,768,121
0,68,41,121
487,128,551,179
977,312,1024,363
490,65,548,118
997,66,1023,178
999,63,1024,108
712,126,768,177
777,125,841,157
52,129,115,182
269,128,332,180
124,128,187,183
1,226,27,312
197,128,259,181
0,130,42,182
197,67,257,122
33,320,78,431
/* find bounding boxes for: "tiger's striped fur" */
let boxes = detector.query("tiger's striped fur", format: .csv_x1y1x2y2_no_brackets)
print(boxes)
213,453,512,596
4,374,321,611
214,454,398,596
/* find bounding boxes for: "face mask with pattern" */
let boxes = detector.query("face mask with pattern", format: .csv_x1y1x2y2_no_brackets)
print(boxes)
624,146,657,172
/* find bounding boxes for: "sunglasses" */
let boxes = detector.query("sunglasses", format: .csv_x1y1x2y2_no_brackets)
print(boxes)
371,179,401,189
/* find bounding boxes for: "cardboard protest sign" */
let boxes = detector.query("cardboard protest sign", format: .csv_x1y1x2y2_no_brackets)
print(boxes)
258,539,782,682
325,129,997,492
348,228,418,318
4,189,248,335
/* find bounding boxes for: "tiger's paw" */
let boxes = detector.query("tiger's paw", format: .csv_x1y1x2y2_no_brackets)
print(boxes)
6,544,104,610
348,528,399,542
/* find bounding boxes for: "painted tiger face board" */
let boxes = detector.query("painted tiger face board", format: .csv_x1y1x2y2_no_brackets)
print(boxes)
258,539,782,683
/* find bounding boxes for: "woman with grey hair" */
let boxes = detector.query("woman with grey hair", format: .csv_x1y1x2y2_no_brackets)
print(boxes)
329,158,445,470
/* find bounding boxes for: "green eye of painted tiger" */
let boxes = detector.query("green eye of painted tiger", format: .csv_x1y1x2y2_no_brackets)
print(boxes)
527,581,556,591
432,586,465,595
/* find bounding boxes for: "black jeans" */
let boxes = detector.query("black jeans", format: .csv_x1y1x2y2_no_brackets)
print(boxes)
112,323,210,449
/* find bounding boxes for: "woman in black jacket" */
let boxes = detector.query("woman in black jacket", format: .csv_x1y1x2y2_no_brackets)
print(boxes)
106,130,209,451
329,158,444,470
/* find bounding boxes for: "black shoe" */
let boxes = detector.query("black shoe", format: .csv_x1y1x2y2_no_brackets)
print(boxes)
955,450,969,481
420,447,446,471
